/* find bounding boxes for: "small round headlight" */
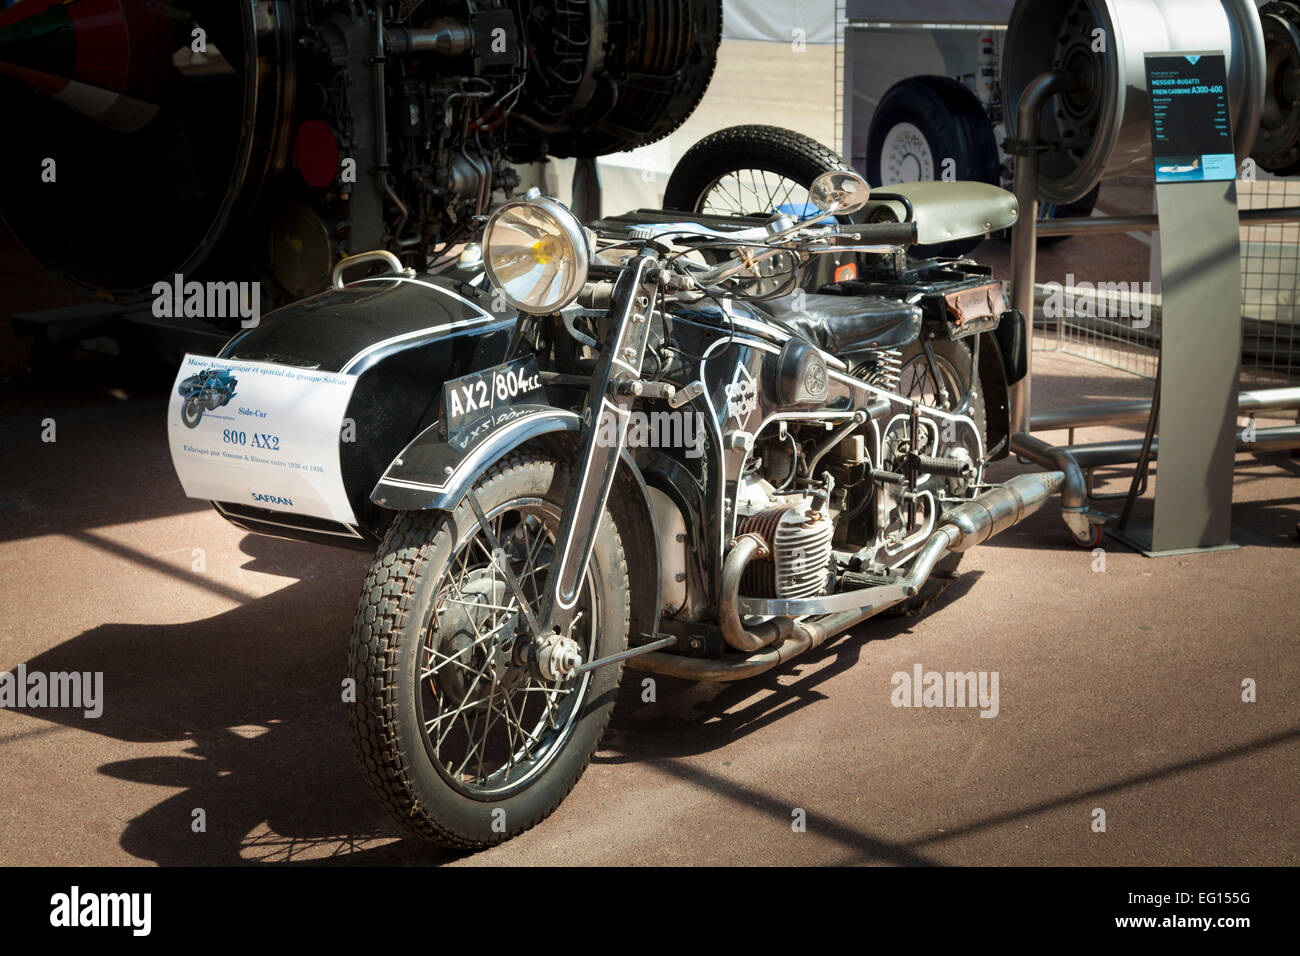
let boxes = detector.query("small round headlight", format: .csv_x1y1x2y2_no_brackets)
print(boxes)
483,197,589,314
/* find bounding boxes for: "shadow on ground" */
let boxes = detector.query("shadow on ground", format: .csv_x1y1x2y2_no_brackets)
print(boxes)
15,534,982,865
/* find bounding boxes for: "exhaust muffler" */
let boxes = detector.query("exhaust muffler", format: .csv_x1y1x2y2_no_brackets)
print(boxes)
933,471,1065,552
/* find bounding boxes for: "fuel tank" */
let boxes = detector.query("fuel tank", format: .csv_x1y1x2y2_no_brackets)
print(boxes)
210,273,514,547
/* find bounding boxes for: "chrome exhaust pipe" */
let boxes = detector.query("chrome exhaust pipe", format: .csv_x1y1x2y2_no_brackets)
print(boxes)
718,534,793,653
631,471,1066,682
929,471,1065,554
1010,432,1093,540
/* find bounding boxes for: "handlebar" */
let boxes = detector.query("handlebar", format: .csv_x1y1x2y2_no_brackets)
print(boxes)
685,217,920,287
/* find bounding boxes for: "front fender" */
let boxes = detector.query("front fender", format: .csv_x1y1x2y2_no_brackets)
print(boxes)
372,404,581,512
372,404,663,641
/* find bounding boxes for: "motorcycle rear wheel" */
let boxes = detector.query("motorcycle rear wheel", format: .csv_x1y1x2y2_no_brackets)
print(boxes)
348,453,629,848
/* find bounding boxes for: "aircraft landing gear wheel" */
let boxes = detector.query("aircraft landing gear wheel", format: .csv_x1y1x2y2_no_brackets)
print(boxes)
866,75,1000,258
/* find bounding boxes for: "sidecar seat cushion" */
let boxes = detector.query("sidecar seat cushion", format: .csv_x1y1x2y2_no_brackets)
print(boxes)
755,294,921,358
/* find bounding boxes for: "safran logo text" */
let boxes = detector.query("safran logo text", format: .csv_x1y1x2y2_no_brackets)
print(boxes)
50,886,151,936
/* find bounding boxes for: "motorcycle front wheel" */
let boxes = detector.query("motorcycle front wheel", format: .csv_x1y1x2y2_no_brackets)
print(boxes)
348,453,629,849
181,398,203,428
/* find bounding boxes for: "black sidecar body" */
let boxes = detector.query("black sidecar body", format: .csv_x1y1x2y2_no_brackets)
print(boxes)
207,271,514,548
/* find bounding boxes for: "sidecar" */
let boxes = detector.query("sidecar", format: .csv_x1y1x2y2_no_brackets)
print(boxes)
197,268,514,549
177,368,239,403
175,368,240,429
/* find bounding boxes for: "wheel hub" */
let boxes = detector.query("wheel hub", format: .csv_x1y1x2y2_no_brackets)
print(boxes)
881,122,935,184
433,570,528,707
533,630,584,682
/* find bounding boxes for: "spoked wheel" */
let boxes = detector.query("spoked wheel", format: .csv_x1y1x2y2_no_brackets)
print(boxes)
663,124,851,218
887,338,987,616
349,454,629,848
663,125,851,295
681,166,815,218
181,399,204,429
898,341,978,415
420,505,595,799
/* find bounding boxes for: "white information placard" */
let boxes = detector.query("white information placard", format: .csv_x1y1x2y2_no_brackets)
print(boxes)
168,354,360,525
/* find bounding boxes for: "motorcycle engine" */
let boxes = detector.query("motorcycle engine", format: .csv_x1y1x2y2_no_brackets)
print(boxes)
734,477,835,601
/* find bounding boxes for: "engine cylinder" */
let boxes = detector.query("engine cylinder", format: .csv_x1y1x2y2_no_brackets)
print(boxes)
737,504,834,600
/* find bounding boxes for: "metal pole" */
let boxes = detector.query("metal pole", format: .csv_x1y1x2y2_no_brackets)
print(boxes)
1031,387,1300,431
1065,425,1300,468
1008,71,1073,437
1005,71,1096,543
1035,205,1300,237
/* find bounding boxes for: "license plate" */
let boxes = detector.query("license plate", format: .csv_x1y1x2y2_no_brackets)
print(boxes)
443,356,545,436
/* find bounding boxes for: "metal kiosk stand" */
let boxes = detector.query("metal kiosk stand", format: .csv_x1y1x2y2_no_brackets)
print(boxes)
999,0,1300,555
1108,52,1245,555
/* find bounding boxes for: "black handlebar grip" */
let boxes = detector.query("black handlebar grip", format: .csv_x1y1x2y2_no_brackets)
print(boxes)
849,221,918,245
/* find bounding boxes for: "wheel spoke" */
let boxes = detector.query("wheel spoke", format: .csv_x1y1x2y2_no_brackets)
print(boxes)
472,700,494,783
760,169,778,211
438,596,519,615
775,175,802,212
414,496,600,795
433,663,491,747
499,689,546,757
452,707,484,778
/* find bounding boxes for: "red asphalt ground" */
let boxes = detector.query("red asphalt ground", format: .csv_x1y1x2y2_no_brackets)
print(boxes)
1,206,1297,865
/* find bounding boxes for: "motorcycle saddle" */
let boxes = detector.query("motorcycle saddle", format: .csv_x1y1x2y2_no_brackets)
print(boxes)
753,293,921,359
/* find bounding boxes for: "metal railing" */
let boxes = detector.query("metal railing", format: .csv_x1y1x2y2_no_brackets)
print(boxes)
1240,177,1300,387
833,0,847,155
1031,176,1300,389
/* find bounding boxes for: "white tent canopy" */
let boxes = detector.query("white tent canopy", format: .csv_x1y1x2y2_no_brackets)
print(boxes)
722,0,1020,44
723,0,838,43
843,0,1017,22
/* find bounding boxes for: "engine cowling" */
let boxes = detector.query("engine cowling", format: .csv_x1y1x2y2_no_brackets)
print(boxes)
0,0,721,310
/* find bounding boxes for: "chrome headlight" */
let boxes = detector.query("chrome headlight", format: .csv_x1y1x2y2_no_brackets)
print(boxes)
482,196,589,314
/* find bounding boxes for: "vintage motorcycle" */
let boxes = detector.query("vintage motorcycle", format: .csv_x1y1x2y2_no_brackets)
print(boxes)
177,368,239,429
201,169,1066,848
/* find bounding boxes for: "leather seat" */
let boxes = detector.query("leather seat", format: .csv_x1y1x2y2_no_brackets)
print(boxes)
753,294,921,358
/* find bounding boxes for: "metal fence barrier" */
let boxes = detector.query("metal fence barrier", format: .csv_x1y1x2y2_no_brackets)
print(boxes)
1240,178,1300,387
1033,176,1300,390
